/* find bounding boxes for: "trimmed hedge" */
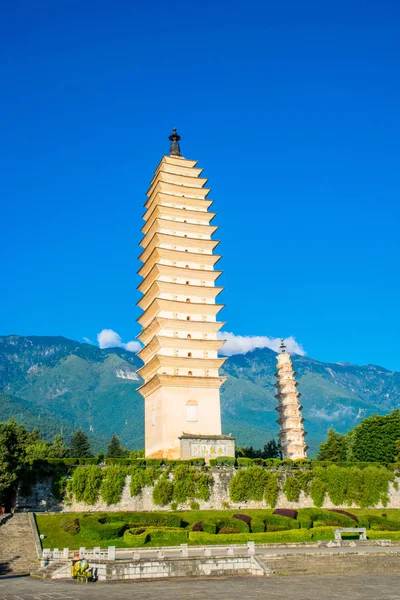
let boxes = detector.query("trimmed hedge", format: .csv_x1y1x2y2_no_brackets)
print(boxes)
209,457,236,467
80,516,126,540
123,529,149,546
189,529,313,545
250,517,265,533
104,512,182,528
202,520,217,534
146,527,189,545
264,514,300,530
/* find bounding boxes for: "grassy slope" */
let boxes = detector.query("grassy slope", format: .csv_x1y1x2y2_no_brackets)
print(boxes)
36,508,400,550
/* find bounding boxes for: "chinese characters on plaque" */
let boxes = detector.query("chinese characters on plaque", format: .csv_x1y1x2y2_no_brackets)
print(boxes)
191,443,227,457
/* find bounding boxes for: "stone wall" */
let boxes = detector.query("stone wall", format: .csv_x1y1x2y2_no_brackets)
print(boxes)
15,467,400,513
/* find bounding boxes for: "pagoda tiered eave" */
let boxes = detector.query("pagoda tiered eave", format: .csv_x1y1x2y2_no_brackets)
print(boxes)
138,355,227,382
141,206,217,235
138,248,221,278
140,218,218,242
143,191,213,217
147,170,208,193
138,233,220,263
138,373,227,398
137,335,226,362
137,317,225,345
137,281,223,310
137,298,224,328
153,157,203,178
137,264,222,294
145,181,211,210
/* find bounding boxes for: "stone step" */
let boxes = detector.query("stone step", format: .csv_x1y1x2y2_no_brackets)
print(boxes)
0,513,38,575
259,552,400,576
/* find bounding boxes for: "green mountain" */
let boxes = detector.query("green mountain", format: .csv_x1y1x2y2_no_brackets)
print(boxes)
1,335,399,454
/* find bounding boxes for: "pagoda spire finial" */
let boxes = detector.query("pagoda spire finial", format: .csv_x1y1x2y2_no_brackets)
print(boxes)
168,128,181,157
280,338,286,353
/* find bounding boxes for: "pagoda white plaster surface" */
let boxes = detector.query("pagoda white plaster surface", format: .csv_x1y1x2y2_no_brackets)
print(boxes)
137,148,228,459
275,350,308,460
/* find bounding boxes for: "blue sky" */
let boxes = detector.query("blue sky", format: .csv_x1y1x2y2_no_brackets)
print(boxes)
1,0,400,370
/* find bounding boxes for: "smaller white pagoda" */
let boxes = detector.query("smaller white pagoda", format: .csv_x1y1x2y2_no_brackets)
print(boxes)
275,340,308,459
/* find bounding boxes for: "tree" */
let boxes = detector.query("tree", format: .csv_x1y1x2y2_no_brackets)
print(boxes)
0,419,29,508
316,428,347,462
50,434,69,458
262,439,282,459
106,434,127,458
352,410,400,462
69,428,93,458
25,433,69,461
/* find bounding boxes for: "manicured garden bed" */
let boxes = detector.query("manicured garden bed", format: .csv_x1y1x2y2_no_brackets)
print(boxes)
36,508,400,550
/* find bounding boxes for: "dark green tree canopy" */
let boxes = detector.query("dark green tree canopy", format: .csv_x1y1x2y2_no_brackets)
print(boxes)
316,428,348,462
70,428,93,458
106,433,127,458
352,410,400,462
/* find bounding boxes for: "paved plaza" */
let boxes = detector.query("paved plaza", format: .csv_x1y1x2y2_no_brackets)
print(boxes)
2,574,400,600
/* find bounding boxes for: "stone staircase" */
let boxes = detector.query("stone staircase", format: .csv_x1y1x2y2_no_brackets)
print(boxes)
0,513,39,577
259,550,400,576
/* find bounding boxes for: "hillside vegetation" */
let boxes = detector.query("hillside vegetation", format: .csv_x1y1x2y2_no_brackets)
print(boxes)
1,335,400,453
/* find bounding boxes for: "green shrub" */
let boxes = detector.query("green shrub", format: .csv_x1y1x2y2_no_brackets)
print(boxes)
209,457,236,467
219,527,239,534
130,467,160,497
123,529,149,546
237,458,252,467
64,458,79,466
171,502,178,510
105,458,134,466
79,458,99,465
189,529,312,545
152,479,174,506
264,473,280,507
71,465,103,504
190,458,206,466
61,517,80,534
80,516,126,540
190,501,200,510
145,527,189,545
215,518,249,534
123,513,182,528
265,514,300,530
100,465,127,505
230,466,268,502
309,477,327,507
307,509,355,528
297,514,312,529
309,526,337,541
202,520,217,534
144,459,163,467
251,517,265,533
282,475,302,502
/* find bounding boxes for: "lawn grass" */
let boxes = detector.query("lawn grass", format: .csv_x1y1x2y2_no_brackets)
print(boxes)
35,508,400,550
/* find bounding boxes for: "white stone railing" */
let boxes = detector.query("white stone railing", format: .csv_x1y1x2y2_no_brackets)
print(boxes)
41,542,256,565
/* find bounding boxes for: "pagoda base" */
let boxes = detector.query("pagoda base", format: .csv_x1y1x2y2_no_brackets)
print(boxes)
179,433,235,463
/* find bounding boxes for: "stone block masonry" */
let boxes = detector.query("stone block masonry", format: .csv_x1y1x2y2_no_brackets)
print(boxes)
16,467,400,512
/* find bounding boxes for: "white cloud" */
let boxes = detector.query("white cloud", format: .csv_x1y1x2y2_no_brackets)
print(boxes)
83,337,92,344
97,329,141,353
218,331,306,357
309,405,355,422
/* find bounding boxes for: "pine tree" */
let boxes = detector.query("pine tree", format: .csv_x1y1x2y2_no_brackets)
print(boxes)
106,434,126,458
50,434,69,458
69,428,93,458
316,428,347,462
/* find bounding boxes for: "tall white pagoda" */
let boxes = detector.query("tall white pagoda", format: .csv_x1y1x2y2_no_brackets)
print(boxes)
275,340,308,459
136,130,235,459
